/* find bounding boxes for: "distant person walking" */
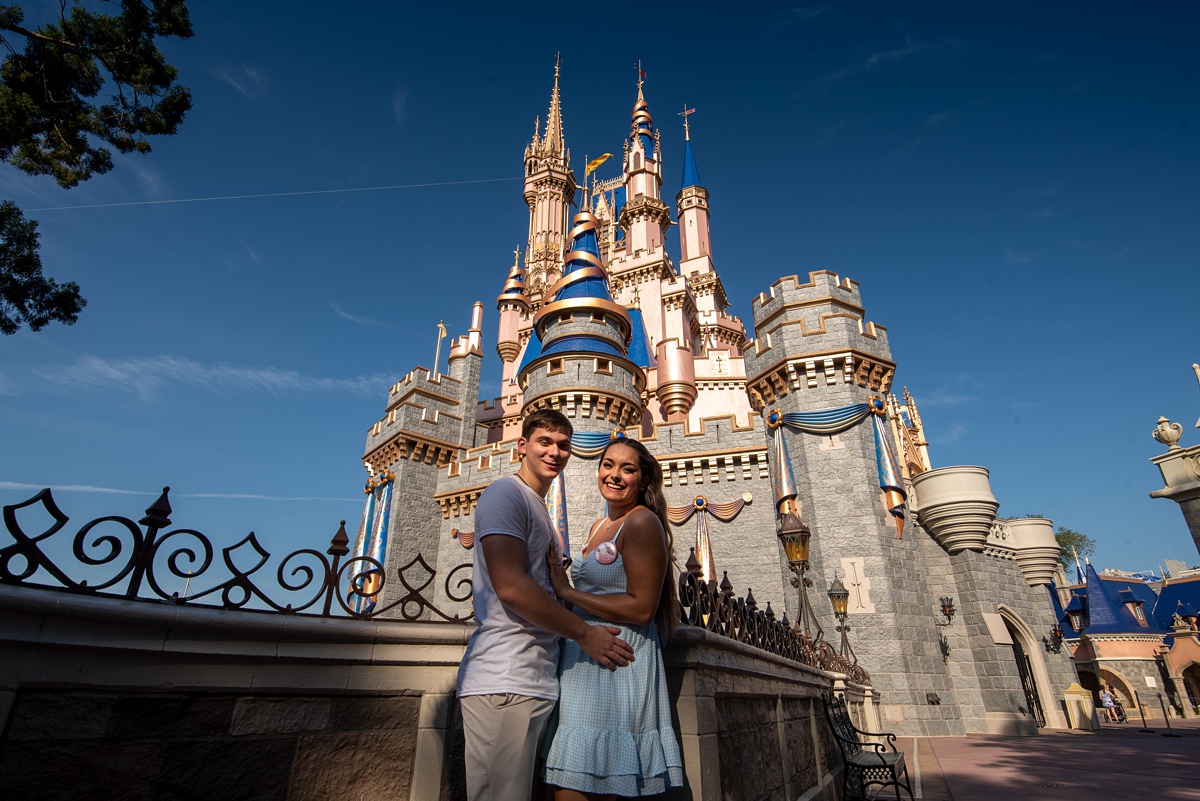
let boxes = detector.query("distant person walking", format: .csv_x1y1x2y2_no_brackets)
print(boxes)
1099,687,1117,722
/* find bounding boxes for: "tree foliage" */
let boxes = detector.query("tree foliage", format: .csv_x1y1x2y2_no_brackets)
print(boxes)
1054,526,1097,570
0,1,193,187
0,199,84,333
0,1,192,333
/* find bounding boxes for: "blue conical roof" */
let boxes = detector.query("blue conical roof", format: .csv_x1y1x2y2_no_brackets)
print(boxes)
681,138,703,188
553,224,610,302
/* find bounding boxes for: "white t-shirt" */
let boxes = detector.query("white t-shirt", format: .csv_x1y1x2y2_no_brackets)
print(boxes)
456,475,561,700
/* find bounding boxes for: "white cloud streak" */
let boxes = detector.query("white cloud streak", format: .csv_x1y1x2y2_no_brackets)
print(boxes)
28,355,392,400
0,481,356,502
210,64,268,100
331,302,388,327
392,84,410,124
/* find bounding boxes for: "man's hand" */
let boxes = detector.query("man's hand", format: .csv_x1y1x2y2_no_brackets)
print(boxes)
579,624,635,669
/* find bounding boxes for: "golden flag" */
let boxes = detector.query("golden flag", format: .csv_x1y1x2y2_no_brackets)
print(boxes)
585,153,614,175
437,321,447,339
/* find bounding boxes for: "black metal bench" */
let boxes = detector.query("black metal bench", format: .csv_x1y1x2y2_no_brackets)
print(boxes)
822,692,915,801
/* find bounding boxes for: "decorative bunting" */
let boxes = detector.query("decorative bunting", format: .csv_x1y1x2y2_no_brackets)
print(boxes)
452,529,475,549
665,495,751,584
768,396,908,537
570,429,626,458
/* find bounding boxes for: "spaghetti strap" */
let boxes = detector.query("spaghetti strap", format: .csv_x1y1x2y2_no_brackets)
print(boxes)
610,520,627,544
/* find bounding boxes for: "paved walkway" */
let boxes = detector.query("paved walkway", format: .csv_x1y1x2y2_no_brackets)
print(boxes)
907,719,1200,801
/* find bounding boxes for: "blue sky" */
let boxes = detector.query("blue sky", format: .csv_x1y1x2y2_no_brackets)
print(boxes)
2,2,1198,579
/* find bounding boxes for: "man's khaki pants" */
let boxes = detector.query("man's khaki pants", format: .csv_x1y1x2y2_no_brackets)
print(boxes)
460,693,556,801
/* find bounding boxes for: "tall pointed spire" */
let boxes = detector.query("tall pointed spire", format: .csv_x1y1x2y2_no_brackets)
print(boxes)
544,53,565,157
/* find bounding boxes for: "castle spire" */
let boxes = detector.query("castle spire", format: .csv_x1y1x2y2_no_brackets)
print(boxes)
544,53,565,157
522,56,576,302
676,110,713,276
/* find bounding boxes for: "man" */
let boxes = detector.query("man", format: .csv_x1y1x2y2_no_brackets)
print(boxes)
456,409,635,801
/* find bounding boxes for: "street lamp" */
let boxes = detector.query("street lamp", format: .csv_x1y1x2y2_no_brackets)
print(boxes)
777,512,822,642
827,573,857,663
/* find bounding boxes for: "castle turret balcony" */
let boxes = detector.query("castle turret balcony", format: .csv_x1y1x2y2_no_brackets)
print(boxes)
911,466,999,554
1006,517,1062,587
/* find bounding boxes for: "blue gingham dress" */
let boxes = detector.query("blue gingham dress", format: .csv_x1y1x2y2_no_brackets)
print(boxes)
543,523,685,796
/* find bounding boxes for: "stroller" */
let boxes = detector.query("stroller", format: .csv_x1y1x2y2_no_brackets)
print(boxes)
1111,696,1129,723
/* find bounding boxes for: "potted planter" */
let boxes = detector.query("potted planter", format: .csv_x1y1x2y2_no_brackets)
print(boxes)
911,466,998,554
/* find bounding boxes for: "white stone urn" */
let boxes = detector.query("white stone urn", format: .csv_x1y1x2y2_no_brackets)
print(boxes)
1007,517,1061,587
911,466,999,554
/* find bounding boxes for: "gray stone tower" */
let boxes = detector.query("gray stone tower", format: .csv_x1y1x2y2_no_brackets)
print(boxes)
744,272,963,735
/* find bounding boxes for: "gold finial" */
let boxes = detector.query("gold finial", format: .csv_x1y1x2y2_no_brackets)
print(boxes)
555,52,561,82
513,246,521,267
678,104,695,140
635,60,645,95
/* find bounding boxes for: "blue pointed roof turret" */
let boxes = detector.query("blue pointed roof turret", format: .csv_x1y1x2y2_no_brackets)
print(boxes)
530,211,632,357
681,137,703,189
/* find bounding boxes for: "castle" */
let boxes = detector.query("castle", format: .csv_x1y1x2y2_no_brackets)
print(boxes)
355,64,1079,737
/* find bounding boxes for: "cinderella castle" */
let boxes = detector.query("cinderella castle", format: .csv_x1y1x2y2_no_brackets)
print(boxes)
354,63,1079,737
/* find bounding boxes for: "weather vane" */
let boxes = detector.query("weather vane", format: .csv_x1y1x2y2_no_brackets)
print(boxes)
678,105,695,139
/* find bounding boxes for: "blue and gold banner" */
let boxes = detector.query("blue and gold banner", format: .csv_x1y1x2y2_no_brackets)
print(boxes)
570,430,620,458
768,397,907,537
351,472,394,613
781,402,872,434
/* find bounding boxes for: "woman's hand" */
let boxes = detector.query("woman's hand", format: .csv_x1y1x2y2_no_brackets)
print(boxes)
547,548,572,599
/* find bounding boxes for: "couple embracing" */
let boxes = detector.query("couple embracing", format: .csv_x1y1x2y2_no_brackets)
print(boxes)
456,409,685,800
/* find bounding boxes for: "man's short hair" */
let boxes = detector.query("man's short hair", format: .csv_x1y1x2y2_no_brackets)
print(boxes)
522,409,573,440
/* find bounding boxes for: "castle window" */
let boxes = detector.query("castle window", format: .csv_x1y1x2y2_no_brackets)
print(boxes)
592,312,606,323
548,359,564,375
595,358,612,375
1127,602,1147,625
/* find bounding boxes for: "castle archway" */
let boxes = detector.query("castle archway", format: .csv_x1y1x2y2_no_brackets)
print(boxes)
997,604,1067,729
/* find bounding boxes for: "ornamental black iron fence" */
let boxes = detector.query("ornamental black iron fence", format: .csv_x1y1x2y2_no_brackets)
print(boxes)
677,548,871,685
1,486,870,684
0,487,474,622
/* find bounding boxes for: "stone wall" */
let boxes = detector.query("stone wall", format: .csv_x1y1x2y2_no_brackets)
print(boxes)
0,584,868,801
2,690,421,801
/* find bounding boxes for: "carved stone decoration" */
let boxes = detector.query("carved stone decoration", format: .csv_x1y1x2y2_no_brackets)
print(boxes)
1006,517,1062,587
1153,416,1184,450
911,466,999,554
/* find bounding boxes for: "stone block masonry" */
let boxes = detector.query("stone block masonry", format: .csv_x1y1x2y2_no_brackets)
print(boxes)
1,690,420,801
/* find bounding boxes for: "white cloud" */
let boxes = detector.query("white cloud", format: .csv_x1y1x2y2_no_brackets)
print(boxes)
29,355,392,400
0,480,148,494
331,302,388,327
1005,248,1032,265
929,422,968,445
210,64,268,100
392,84,410,124
0,481,354,502
791,6,829,20
815,119,846,149
1013,182,1059,199
867,37,934,68
239,239,262,264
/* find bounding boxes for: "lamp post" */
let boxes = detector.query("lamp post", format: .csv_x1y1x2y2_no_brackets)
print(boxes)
827,574,856,663
777,512,822,642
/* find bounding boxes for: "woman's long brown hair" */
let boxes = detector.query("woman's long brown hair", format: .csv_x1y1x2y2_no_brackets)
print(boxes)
601,438,679,638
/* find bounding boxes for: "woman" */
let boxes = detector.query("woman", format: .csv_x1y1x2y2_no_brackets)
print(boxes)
543,437,686,799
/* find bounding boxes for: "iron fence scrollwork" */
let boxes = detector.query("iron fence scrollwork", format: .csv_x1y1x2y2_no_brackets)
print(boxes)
0,487,474,622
